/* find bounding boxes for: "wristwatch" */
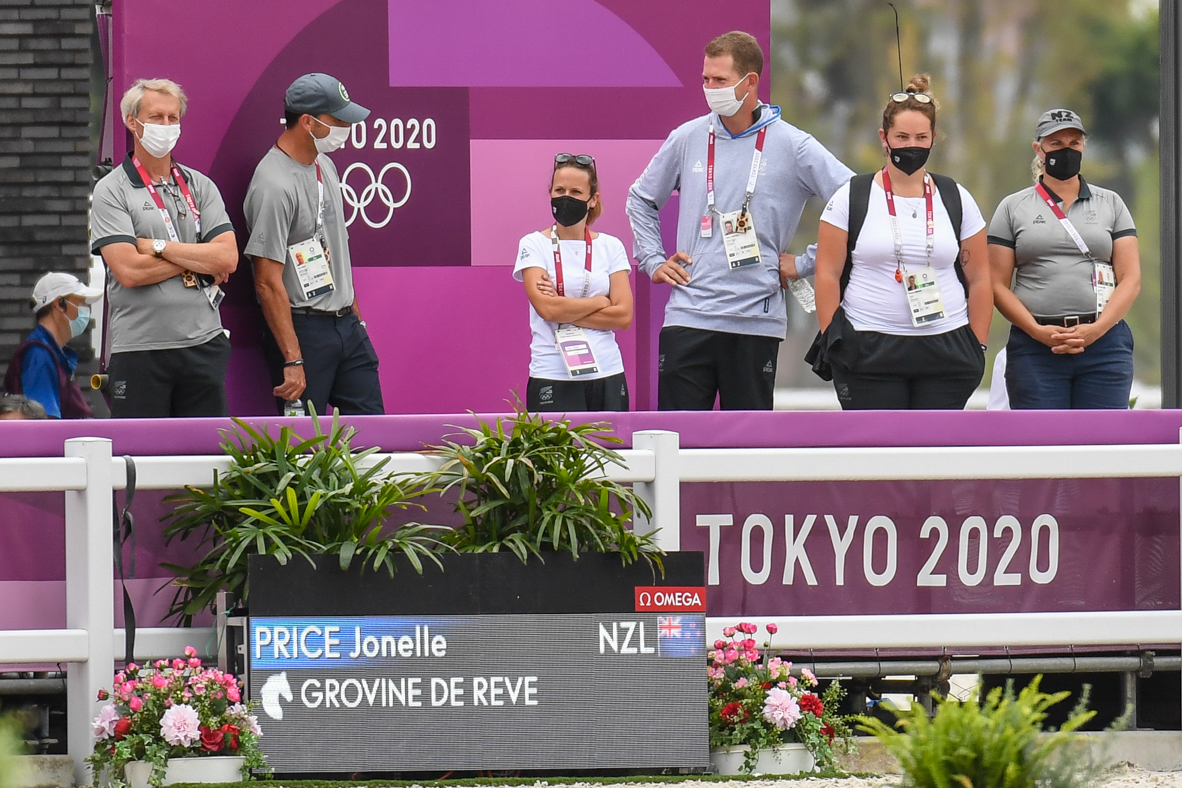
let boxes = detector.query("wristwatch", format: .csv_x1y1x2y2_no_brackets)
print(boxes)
152,239,167,258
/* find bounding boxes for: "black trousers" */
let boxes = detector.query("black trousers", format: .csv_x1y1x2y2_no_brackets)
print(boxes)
830,321,985,410
658,326,779,411
263,312,384,416
526,372,629,412
108,333,230,418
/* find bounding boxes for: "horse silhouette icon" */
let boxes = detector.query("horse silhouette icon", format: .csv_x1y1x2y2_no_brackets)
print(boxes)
260,672,292,720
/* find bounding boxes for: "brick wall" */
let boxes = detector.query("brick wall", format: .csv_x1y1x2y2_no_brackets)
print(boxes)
0,0,94,395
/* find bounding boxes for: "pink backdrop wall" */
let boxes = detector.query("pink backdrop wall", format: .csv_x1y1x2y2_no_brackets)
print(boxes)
113,0,771,415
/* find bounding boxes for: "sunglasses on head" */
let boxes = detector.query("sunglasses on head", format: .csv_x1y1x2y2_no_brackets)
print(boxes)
554,153,595,168
889,91,933,104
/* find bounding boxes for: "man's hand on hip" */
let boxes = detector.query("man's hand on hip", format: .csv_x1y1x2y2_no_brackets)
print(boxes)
653,252,693,286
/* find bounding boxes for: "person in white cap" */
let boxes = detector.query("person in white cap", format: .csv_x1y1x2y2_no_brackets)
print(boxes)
2,272,102,419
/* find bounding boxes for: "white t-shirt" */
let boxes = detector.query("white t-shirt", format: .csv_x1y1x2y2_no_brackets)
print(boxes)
513,230,632,380
822,177,986,336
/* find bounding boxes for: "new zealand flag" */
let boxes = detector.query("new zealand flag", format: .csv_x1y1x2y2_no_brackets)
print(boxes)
656,615,705,657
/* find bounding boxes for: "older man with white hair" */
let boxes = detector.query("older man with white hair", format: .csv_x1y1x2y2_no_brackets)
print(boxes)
89,78,238,417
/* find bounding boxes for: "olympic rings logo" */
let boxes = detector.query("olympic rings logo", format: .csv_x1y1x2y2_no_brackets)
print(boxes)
339,162,411,229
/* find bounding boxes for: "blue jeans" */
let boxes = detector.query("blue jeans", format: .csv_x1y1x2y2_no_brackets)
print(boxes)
1005,321,1134,409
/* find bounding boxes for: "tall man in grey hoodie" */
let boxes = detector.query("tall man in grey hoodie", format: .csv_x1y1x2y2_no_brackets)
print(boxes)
627,31,853,410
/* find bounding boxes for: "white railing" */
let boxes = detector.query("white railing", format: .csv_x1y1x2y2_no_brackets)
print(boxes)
2,430,1181,780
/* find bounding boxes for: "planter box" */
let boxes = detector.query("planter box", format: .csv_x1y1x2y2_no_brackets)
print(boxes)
710,743,816,775
124,756,245,788
246,552,708,774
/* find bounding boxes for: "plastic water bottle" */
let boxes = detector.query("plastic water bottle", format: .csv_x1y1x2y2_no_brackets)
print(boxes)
789,278,816,313
283,400,306,417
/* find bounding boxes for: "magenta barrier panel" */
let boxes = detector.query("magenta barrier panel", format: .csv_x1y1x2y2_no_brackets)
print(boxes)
0,409,1179,628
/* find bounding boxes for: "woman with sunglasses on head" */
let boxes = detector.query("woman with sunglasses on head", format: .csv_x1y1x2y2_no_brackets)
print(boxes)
810,75,991,409
512,153,634,412
987,109,1140,409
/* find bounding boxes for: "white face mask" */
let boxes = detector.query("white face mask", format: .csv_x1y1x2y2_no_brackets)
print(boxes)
311,117,350,153
703,73,752,117
136,121,181,158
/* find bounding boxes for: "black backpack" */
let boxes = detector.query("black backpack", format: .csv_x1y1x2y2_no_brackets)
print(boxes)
805,171,966,380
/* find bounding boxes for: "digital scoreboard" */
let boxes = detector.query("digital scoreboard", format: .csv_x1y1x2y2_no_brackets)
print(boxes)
246,554,708,773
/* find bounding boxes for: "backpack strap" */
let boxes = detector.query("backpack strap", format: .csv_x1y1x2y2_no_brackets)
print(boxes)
839,172,876,300
2,338,57,396
930,172,968,296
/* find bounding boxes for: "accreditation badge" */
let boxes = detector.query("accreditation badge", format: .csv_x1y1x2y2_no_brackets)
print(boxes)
287,236,336,300
203,284,224,310
555,325,599,378
903,266,946,326
1093,262,1116,314
720,210,760,269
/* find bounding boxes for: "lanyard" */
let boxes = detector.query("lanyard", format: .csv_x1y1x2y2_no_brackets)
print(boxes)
313,161,325,234
1034,180,1091,257
706,122,768,217
882,167,933,281
133,157,201,242
550,226,593,298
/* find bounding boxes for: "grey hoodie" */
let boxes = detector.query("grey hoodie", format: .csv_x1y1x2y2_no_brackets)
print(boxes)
627,105,852,338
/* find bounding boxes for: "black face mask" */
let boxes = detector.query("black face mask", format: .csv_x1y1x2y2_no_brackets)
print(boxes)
551,195,589,227
1043,147,1082,180
888,145,931,176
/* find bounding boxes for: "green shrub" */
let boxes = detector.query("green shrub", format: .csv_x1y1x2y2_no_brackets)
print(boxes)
163,409,445,623
417,403,660,566
858,676,1097,788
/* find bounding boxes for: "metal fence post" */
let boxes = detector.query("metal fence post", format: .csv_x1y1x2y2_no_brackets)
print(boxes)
632,430,681,552
64,438,114,786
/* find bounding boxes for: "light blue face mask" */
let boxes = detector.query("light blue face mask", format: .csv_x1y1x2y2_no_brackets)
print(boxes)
69,304,90,338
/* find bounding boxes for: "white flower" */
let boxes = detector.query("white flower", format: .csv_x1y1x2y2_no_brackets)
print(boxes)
160,704,201,747
92,704,120,741
228,703,262,737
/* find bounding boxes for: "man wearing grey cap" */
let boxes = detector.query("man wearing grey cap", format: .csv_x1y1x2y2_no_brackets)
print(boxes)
244,73,385,416
988,108,1141,409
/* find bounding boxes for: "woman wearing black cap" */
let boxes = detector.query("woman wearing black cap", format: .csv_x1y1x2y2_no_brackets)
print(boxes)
987,109,1141,409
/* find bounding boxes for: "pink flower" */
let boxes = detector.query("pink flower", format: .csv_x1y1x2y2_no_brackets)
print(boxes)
155,660,167,668
227,685,240,703
801,667,817,684
777,681,788,689
744,649,760,662
722,626,736,637
172,659,185,670
766,622,778,634
763,687,802,730
128,696,143,712
91,704,120,741
734,677,749,688
164,699,173,707
712,649,725,662
724,649,738,663
152,675,169,690
788,675,798,687
183,646,197,658
126,663,138,671
714,639,727,650
160,704,200,747
741,638,755,650
187,658,201,668
741,622,757,634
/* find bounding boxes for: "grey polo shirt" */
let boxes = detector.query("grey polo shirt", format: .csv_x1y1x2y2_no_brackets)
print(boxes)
242,148,356,313
90,155,234,353
987,177,1136,318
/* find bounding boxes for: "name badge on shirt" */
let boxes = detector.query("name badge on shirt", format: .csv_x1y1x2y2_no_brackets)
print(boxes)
903,266,946,326
555,325,599,378
720,210,760,269
287,236,336,300
700,214,713,238
1093,262,1116,314
204,284,224,310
